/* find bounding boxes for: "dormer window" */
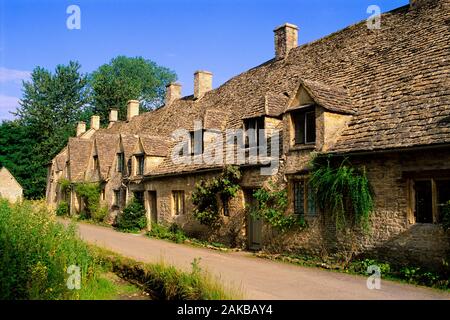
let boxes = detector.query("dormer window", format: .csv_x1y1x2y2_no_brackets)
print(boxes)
135,154,145,176
117,152,125,172
292,107,316,145
93,155,99,170
244,117,264,148
189,130,204,156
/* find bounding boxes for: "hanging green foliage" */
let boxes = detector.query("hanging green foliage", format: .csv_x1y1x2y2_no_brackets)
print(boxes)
251,185,306,233
192,166,241,227
309,155,374,230
58,178,71,193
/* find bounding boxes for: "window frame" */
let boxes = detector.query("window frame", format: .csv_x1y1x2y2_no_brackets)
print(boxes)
117,152,125,173
407,177,450,225
172,190,185,216
189,130,204,156
292,178,316,217
135,154,145,176
292,106,316,146
113,189,121,207
243,117,265,148
93,155,99,171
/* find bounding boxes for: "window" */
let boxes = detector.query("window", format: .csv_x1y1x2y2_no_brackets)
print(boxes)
292,108,316,145
117,152,125,172
127,159,132,176
244,117,265,148
189,130,204,156
412,178,450,224
93,155,99,170
134,191,144,205
293,180,316,216
172,191,185,215
222,195,229,217
135,155,145,176
113,190,121,207
101,188,106,201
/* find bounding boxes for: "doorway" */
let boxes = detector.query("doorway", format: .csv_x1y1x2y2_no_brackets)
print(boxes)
244,189,262,250
148,191,158,223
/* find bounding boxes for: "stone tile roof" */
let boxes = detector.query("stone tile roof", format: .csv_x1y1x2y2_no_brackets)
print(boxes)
286,79,355,115
139,135,169,156
68,138,92,182
56,0,450,179
94,133,119,179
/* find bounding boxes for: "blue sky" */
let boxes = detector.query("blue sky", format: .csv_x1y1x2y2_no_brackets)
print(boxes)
0,0,408,121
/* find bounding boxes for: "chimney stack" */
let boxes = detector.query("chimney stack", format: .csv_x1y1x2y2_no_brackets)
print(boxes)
127,100,139,121
274,23,298,59
109,109,118,123
165,82,182,105
76,121,86,137
90,115,100,130
194,71,212,99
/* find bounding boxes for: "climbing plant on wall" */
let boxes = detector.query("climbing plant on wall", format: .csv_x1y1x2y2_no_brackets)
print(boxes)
191,166,241,227
251,184,306,233
309,155,374,230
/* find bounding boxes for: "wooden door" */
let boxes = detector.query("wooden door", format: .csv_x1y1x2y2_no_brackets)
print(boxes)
244,189,262,250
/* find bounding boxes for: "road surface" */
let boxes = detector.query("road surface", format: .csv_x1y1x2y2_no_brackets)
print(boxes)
66,220,450,300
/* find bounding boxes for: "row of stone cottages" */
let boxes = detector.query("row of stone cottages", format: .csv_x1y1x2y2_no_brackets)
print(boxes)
47,0,450,270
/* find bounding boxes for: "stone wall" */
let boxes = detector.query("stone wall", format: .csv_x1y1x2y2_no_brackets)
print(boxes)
0,168,23,203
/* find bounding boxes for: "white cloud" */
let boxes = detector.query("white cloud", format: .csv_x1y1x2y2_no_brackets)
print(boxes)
0,95,20,120
0,67,31,83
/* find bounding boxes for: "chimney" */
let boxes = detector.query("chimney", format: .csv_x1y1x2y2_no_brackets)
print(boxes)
274,23,298,59
76,121,86,137
109,108,118,123
127,100,139,121
410,0,435,9
165,82,182,105
194,70,212,99
90,115,100,130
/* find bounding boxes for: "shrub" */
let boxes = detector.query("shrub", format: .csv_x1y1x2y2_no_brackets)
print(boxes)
114,199,147,232
56,201,69,217
74,182,101,220
148,223,187,243
0,199,100,299
92,206,109,223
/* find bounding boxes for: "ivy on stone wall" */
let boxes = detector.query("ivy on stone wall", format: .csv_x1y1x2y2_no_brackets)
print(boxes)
309,155,374,230
251,185,306,233
191,166,241,227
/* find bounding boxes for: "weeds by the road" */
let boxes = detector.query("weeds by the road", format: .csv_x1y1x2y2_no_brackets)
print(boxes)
90,246,243,300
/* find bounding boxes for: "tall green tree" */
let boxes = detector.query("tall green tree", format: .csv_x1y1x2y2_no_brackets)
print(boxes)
90,56,177,121
5,61,91,198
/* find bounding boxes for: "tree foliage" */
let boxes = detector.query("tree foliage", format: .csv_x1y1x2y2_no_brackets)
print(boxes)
90,56,177,121
0,57,177,199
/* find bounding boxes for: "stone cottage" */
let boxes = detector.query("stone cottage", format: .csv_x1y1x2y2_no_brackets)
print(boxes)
46,0,450,270
0,167,23,203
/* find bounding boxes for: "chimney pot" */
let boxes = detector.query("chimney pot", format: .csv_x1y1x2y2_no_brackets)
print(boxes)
274,23,298,59
127,100,139,121
90,116,100,130
76,121,86,137
165,82,182,105
194,70,212,99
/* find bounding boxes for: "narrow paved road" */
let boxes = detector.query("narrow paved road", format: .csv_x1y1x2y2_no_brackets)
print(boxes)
67,220,450,300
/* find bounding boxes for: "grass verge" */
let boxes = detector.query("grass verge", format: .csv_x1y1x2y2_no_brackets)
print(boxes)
90,245,243,300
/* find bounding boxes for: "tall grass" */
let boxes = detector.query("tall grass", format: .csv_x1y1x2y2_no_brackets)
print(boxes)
0,199,98,299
